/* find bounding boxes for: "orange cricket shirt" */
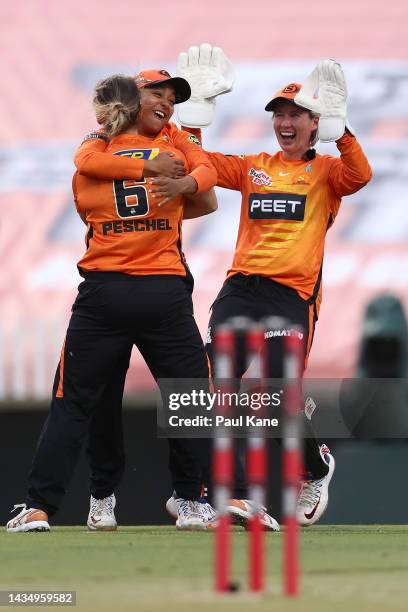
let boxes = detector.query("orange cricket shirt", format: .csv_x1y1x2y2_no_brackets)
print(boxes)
73,123,216,276
206,133,372,300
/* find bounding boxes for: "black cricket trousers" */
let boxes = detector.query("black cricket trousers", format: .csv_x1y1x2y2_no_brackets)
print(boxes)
26,272,210,516
162,273,327,502
204,273,328,498
85,273,328,504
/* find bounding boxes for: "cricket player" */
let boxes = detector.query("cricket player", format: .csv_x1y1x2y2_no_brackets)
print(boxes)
6,72,219,532
21,49,371,533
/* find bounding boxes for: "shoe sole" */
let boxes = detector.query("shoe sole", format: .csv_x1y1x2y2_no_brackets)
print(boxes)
6,522,50,533
172,501,278,531
87,523,117,532
226,506,279,532
175,522,209,531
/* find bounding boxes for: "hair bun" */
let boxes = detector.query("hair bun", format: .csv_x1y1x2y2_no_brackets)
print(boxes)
111,101,125,111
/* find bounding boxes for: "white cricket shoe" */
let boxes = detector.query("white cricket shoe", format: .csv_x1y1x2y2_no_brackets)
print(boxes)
166,494,180,519
6,504,50,533
166,495,216,530
226,499,280,531
297,445,335,526
87,493,117,531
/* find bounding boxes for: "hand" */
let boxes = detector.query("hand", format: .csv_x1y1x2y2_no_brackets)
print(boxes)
149,176,197,206
144,152,186,178
295,59,350,142
176,43,235,128
177,43,235,99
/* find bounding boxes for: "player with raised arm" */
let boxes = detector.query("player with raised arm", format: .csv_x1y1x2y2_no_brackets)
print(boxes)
6,72,218,533
172,47,371,527
53,49,372,532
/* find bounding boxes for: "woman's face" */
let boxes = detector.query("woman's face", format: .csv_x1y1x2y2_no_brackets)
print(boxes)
136,85,176,136
273,100,319,160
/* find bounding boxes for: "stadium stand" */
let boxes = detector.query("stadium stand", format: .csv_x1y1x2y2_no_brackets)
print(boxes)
1,0,408,397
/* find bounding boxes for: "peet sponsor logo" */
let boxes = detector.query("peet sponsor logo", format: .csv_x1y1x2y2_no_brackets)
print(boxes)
248,167,273,187
101,218,173,235
249,192,306,221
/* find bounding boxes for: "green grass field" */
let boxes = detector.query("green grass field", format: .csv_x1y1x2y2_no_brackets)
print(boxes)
1,526,408,612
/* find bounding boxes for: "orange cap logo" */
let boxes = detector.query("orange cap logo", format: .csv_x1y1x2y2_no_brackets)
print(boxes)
282,84,300,94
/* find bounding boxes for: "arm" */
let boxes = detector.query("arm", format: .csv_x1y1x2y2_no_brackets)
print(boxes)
72,172,87,224
149,124,219,206
172,126,217,193
181,125,245,191
151,128,247,205
74,134,145,180
74,133,185,179
183,188,218,219
328,132,373,197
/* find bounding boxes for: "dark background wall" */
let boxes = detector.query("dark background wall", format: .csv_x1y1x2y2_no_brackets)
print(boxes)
1,408,407,525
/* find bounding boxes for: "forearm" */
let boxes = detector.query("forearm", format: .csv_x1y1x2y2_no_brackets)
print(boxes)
183,188,218,219
174,126,217,192
75,150,145,180
329,133,373,195
178,176,198,195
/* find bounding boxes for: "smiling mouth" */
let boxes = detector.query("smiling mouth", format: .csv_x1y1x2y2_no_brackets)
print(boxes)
154,110,165,120
280,131,296,140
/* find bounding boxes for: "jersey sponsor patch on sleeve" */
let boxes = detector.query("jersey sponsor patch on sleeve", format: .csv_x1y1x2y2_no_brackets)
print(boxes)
82,132,110,143
187,133,201,146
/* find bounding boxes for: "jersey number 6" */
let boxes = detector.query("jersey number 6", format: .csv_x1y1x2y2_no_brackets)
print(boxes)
113,179,149,218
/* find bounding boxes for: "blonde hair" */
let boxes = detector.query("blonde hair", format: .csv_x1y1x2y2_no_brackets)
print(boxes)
93,75,140,137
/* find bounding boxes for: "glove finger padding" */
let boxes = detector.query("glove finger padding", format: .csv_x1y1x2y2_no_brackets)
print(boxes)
316,59,348,142
295,59,349,142
198,43,212,67
208,46,235,95
210,46,224,67
176,43,235,127
188,45,200,67
177,51,189,73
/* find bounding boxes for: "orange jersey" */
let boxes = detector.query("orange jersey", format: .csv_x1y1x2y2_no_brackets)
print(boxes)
73,123,216,276
206,133,372,300
74,123,215,193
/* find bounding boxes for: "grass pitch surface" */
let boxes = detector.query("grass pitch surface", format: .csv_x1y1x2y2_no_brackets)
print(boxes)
1,525,408,611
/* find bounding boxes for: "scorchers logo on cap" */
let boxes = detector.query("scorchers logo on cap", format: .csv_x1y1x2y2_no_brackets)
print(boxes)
282,84,301,94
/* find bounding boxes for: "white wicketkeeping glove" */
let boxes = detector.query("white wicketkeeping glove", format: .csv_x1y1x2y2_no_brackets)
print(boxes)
295,59,354,142
176,43,235,128
293,63,322,116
